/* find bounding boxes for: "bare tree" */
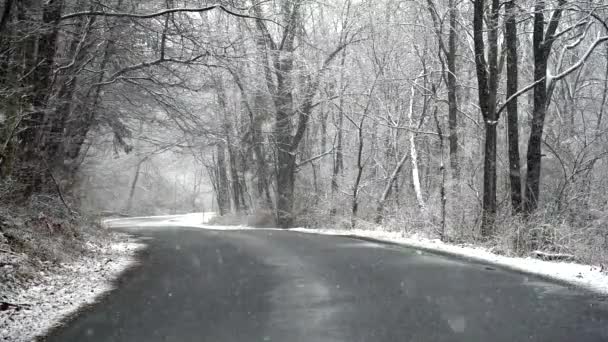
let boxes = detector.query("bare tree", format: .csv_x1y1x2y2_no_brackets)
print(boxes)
473,0,501,236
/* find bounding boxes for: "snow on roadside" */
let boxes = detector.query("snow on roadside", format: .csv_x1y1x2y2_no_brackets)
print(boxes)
105,212,250,231
154,212,217,227
0,234,146,342
290,227,608,295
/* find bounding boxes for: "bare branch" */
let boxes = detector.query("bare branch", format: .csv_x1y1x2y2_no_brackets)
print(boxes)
296,148,334,168
497,77,546,117
550,34,608,81
60,5,272,22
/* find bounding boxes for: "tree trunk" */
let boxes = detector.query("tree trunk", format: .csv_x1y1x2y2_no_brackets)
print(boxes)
46,15,94,172
524,0,565,214
253,129,273,209
330,111,344,217
276,148,296,227
255,1,345,226
481,122,498,234
238,153,250,212
228,146,242,212
330,53,346,216
126,158,145,214
446,0,459,179
351,117,365,228
63,40,111,166
408,82,425,210
505,0,523,214
474,0,500,237
375,151,409,223
273,47,296,226
249,91,273,209
433,107,447,241
215,145,230,216
15,0,64,196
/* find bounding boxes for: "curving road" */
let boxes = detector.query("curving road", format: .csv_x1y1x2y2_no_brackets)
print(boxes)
44,221,608,342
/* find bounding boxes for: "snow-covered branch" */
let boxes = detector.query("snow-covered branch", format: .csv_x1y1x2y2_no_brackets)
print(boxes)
549,34,608,82
296,148,335,169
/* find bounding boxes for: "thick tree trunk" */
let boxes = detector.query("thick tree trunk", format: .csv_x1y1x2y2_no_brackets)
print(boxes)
214,74,248,214
273,55,296,227
481,122,498,235
524,0,565,215
248,90,272,209
446,0,459,179
256,1,299,227
15,0,64,196
524,3,548,214
474,0,500,237
63,1,123,175
46,74,79,171
63,8,118,169
273,45,296,226
31,0,64,128
16,1,36,87
276,148,296,227
46,15,94,172
256,1,344,226
505,0,523,214
524,79,547,213
253,127,273,209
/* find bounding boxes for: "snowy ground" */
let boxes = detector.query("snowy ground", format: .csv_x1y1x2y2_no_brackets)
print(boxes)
0,233,145,342
105,212,236,229
115,213,608,295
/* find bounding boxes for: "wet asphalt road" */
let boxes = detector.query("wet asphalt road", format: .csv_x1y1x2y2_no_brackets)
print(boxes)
44,222,608,342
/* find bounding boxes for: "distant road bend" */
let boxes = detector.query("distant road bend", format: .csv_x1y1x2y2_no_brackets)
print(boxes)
45,216,608,342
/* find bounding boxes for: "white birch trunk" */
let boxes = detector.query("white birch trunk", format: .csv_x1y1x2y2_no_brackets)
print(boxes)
408,82,426,210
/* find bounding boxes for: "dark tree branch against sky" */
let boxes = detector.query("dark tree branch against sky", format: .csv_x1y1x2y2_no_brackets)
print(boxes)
60,4,277,23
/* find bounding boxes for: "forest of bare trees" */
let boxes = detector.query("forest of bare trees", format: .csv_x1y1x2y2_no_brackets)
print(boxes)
2,0,608,262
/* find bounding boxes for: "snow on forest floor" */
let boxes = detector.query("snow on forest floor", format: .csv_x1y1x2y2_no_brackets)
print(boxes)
123,213,608,295
0,233,145,342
